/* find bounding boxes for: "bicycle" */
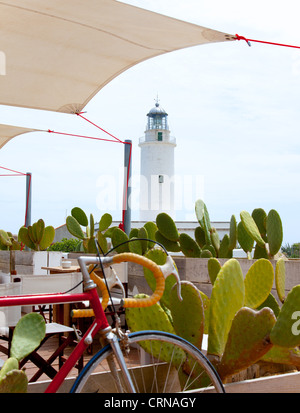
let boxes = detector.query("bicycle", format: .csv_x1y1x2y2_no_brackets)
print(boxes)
0,242,225,393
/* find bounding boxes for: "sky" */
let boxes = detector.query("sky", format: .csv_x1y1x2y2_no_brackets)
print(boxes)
0,0,300,245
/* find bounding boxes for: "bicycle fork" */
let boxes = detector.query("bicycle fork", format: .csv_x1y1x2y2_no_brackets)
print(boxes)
103,330,136,393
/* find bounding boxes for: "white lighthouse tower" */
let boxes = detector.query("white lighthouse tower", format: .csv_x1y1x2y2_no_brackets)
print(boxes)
139,99,176,222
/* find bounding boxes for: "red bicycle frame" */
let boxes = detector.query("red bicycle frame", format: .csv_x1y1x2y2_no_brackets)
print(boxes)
0,285,110,393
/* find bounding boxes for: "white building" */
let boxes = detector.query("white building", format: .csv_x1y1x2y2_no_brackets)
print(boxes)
139,100,176,221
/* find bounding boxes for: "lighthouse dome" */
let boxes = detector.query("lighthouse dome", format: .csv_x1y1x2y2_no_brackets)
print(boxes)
146,101,169,130
147,102,168,117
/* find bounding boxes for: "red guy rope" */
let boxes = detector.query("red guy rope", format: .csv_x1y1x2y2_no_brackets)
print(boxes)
235,34,300,49
48,113,132,231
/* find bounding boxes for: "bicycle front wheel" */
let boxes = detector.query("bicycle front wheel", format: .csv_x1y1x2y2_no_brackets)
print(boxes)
70,331,224,393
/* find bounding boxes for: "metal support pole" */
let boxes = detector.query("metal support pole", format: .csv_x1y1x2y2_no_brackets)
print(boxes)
123,140,132,236
25,172,32,228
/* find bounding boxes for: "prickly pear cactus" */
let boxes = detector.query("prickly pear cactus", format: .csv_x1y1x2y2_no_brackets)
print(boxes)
252,208,267,240
10,313,46,361
257,293,280,317
218,234,230,258
125,294,186,367
261,345,300,367
179,233,201,258
228,215,237,251
275,258,286,303
194,226,206,248
207,257,221,286
270,285,300,348
266,209,283,257
144,221,158,248
0,357,19,382
18,219,55,251
0,369,28,393
155,230,181,252
169,281,204,350
0,313,46,393
66,215,85,240
240,211,265,248
208,259,245,358
0,230,21,251
111,227,130,253
156,213,179,242
218,307,276,380
237,221,254,258
244,259,274,309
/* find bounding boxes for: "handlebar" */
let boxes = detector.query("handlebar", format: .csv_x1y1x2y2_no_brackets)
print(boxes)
76,251,181,311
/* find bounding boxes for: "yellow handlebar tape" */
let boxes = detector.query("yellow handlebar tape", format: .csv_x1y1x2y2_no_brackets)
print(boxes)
71,252,165,317
112,252,165,308
71,265,109,319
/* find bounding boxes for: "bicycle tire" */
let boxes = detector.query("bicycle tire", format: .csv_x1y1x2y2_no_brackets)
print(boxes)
70,330,225,393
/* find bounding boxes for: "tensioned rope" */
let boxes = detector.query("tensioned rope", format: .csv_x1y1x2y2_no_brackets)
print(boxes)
48,112,132,232
0,166,31,228
235,34,300,49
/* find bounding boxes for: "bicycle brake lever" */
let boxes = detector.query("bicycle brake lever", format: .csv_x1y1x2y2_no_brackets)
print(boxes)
159,255,182,301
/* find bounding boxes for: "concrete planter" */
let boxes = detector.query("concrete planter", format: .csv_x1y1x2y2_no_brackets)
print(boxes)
128,256,300,299
0,250,64,276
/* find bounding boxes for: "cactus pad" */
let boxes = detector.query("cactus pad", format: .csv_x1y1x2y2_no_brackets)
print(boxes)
111,228,130,253
218,234,230,258
266,209,283,256
270,285,300,348
99,213,112,232
244,259,274,309
194,226,206,248
128,237,143,255
125,295,186,367
156,213,179,242
256,293,280,317
0,370,28,393
207,257,221,286
208,259,245,357
66,215,85,240
252,208,267,239
275,258,286,303
195,199,211,244
10,313,46,361
261,345,300,367
179,233,201,257
218,307,275,379
228,215,237,250
237,221,254,256
71,207,89,227
0,357,19,382
144,221,158,247
39,225,55,250
210,227,220,253
169,281,204,350
155,230,181,252
240,210,265,247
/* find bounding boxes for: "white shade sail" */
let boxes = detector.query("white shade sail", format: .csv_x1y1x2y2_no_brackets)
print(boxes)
0,0,235,114
0,124,40,150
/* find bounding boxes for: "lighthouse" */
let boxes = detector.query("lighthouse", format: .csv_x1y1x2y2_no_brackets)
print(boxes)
139,100,176,222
